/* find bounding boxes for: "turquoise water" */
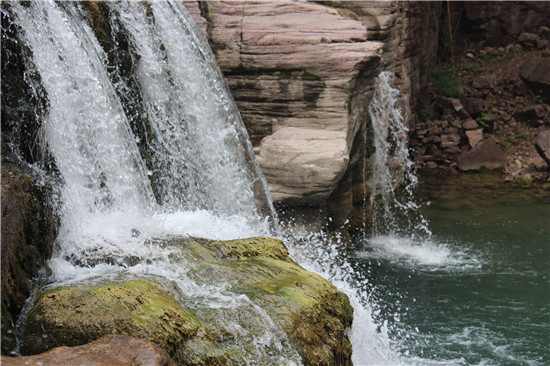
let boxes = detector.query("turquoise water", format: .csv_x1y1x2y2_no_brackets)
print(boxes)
353,174,550,365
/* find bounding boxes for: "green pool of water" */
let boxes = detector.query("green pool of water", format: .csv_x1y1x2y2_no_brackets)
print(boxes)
353,173,550,365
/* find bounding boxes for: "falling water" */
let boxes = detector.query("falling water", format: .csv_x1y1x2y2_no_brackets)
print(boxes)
4,1,407,364
7,1,297,363
368,71,430,238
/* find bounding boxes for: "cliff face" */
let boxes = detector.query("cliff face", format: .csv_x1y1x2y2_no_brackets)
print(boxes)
184,0,441,230
446,1,550,52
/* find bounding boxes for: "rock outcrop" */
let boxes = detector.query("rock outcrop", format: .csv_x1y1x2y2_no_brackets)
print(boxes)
536,130,550,166
21,237,353,366
190,1,382,223
1,166,58,355
182,1,442,230
257,127,349,204
2,335,176,366
520,57,550,102
447,1,550,51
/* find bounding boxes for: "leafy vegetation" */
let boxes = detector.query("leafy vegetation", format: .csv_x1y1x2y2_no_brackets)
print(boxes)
476,112,491,130
429,64,461,98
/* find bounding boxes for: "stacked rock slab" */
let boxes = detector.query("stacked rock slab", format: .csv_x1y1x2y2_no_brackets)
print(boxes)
184,0,383,229
1,335,177,366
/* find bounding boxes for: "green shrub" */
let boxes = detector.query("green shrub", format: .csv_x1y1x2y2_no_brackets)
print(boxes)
429,65,461,98
476,112,490,130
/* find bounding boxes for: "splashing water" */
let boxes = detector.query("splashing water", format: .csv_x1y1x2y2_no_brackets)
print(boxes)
6,1,404,363
368,71,430,238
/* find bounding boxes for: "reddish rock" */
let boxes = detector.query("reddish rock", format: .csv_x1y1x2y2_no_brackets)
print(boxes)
426,161,438,169
441,132,461,148
473,72,497,90
462,118,480,130
466,129,484,148
457,138,507,171
460,97,486,116
535,130,550,166
1,335,176,366
513,105,547,122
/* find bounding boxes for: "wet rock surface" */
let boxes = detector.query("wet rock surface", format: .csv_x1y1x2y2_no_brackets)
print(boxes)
1,166,58,355
21,237,353,366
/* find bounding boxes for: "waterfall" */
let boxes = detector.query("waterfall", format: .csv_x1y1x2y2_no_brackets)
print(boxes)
368,71,430,238
8,1,299,363
4,1,408,363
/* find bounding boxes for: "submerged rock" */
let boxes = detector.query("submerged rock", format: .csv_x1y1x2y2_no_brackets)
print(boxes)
3,335,176,366
21,237,353,366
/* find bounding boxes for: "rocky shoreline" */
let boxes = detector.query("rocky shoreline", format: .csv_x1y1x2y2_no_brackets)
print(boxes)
411,29,550,186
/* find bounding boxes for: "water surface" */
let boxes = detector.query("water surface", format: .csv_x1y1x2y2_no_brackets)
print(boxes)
353,173,550,365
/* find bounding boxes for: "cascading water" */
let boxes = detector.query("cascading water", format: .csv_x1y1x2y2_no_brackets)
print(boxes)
7,1,298,363
368,71,430,238
4,1,405,364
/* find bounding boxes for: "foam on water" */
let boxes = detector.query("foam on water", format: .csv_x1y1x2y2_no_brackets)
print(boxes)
7,1,417,364
356,235,482,271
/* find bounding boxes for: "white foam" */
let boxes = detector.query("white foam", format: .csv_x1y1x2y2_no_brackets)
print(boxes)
356,235,481,270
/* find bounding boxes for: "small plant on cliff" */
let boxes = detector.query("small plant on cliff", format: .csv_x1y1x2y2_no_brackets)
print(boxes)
429,64,461,98
415,107,433,124
302,72,320,81
476,112,490,130
536,92,547,105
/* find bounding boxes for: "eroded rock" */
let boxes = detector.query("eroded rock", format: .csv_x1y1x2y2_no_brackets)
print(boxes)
257,127,349,204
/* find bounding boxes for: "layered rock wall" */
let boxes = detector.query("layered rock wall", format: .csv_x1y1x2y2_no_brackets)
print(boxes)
184,1,441,230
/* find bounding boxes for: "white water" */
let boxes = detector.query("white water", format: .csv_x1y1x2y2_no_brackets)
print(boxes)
368,71,430,238
8,1,403,364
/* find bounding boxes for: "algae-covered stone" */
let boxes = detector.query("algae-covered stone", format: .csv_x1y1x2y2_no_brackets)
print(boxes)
22,237,353,366
22,280,198,364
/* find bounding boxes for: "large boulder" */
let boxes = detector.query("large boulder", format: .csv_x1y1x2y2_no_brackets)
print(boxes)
257,127,349,204
2,335,176,366
21,237,353,366
535,130,550,166
520,57,550,102
457,137,507,171
1,166,57,355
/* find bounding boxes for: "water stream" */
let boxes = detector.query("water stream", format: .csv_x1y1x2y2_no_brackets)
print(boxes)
357,72,549,365
5,1,547,364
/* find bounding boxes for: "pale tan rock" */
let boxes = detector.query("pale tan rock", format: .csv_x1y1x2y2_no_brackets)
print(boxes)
466,129,484,148
258,127,349,203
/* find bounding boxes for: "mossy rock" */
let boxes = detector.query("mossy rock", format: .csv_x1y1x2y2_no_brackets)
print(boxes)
22,280,202,365
22,237,353,365
1,166,58,355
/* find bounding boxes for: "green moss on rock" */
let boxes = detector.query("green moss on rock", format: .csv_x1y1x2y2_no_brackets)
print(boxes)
22,280,199,364
22,237,353,366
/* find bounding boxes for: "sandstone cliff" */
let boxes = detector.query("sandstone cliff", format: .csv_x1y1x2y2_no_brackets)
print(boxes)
184,0,441,230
